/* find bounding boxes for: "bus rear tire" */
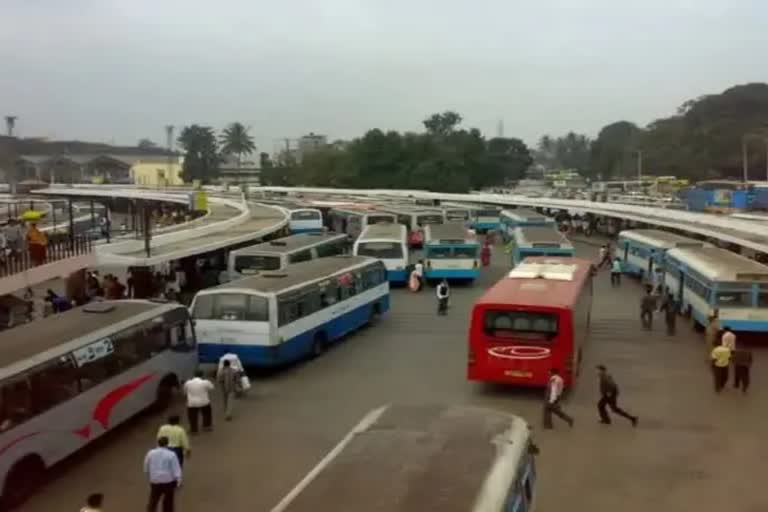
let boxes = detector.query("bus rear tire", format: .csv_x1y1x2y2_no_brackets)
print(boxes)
311,333,327,358
2,455,45,509
367,304,381,326
154,374,178,411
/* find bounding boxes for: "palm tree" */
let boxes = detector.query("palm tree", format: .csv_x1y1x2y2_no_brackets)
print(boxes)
220,123,256,179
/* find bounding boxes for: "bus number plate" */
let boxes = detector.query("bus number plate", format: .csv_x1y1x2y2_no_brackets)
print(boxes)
505,370,532,378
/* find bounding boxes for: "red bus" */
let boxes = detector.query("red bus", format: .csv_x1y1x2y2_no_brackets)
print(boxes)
467,257,593,387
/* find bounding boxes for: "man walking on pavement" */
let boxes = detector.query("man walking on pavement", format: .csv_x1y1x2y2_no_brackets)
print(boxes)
659,292,678,336
596,365,638,426
710,339,732,393
157,415,190,467
183,370,214,434
218,359,238,421
144,437,181,512
436,279,450,315
640,286,656,330
610,258,622,287
732,346,753,393
705,310,721,350
543,368,574,429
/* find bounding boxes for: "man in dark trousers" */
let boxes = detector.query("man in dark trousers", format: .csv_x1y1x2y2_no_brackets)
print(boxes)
596,365,638,426
732,346,753,393
640,286,656,330
658,292,678,336
543,368,574,429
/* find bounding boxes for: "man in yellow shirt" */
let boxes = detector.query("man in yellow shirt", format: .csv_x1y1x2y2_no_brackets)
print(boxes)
157,415,190,467
710,341,731,393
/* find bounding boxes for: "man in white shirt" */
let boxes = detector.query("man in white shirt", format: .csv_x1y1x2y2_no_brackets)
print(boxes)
543,368,574,429
183,370,214,434
144,436,181,512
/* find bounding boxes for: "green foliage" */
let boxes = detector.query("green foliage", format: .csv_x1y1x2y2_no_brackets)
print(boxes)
590,121,641,179
177,125,220,183
219,122,256,167
279,112,532,192
535,133,591,172
137,138,158,150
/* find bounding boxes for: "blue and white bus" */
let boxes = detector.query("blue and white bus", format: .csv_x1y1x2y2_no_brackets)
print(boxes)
227,233,349,280
379,207,446,248
618,229,709,278
500,209,554,242
191,256,390,365
269,404,537,512
509,226,574,266
289,208,324,233
353,223,409,284
328,207,396,239
442,205,472,222
470,206,502,233
665,246,768,332
423,222,480,281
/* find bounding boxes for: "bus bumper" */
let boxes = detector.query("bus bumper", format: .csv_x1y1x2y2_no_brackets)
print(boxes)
387,269,409,283
425,269,479,280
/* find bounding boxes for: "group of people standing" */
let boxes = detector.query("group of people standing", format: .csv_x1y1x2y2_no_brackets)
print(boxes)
708,319,752,394
407,259,452,316
0,218,48,266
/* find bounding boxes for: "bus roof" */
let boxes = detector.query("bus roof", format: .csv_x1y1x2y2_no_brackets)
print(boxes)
501,208,549,221
357,223,407,241
516,225,571,246
0,301,179,379
425,222,475,244
619,229,706,249
476,257,593,310
666,247,768,282
379,206,442,215
270,404,529,512
231,233,347,256
203,256,375,295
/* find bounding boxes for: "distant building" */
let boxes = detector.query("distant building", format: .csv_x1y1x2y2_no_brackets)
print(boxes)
297,132,328,160
218,154,260,184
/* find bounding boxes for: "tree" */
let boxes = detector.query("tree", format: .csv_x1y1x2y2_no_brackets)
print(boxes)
219,123,256,179
590,121,641,179
423,111,463,136
137,138,158,150
177,125,220,183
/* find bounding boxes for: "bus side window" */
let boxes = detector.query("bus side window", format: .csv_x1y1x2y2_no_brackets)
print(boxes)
0,377,33,432
28,356,80,414
289,250,312,264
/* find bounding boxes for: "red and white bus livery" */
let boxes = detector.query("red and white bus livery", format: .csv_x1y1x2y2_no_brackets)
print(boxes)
467,257,593,387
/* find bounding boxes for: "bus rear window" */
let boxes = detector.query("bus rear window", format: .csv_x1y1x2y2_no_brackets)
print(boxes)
367,215,393,225
483,311,558,341
292,210,320,220
417,215,443,226
235,255,281,273
357,242,403,259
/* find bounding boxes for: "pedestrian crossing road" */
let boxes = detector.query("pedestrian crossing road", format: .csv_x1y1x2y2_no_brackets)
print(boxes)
24,241,768,512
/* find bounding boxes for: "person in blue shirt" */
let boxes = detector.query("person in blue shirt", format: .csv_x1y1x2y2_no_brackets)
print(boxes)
610,258,622,287
144,436,182,512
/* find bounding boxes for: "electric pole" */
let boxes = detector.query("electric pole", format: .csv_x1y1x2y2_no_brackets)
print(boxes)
165,125,174,187
4,116,17,137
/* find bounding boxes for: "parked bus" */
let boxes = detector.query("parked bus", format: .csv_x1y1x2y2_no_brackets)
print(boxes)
191,256,390,365
379,207,445,247
664,246,768,332
0,301,196,507
469,206,502,233
353,223,410,284
269,404,538,512
423,222,480,281
227,233,349,281
467,257,593,387
618,229,709,278
500,209,554,242
442,205,471,222
288,208,324,234
509,226,574,266
328,207,396,239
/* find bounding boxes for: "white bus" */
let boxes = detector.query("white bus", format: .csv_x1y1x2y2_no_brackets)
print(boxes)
289,208,324,234
328,208,396,239
617,229,709,278
191,256,390,365
665,246,768,332
423,222,480,281
269,404,538,512
353,223,409,284
227,233,349,280
379,207,445,248
0,301,196,507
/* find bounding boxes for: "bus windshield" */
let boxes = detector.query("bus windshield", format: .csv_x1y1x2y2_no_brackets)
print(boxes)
483,310,558,341
367,215,393,225
292,210,320,220
234,255,281,273
357,242,403,259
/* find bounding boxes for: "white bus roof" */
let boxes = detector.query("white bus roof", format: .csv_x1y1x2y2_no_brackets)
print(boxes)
357,223,407,241
270,404,530,512
201,256,376,295
501,208,550,221
0,301,183,381
619,229,707,249
515,226,572,248
508,261,577,280
425,222,476,244
666,246,768,282
231,233,347,257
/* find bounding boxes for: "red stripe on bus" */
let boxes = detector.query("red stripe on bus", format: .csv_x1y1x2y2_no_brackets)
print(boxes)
72,424,92,439
0,432,41,457
92,373,157,429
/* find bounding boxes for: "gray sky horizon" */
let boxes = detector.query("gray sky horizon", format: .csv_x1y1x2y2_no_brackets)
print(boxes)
2,0,767,154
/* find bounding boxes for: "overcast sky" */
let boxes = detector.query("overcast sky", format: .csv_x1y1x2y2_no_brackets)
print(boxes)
1,0,767,152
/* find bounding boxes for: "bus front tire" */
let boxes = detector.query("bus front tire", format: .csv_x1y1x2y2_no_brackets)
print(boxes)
154,375,179,411
2,455,45,509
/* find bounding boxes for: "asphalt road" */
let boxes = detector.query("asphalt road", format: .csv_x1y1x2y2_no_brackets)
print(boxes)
24,241,768,512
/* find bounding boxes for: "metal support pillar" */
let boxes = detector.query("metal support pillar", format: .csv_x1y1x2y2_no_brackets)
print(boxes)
68,199,75,249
